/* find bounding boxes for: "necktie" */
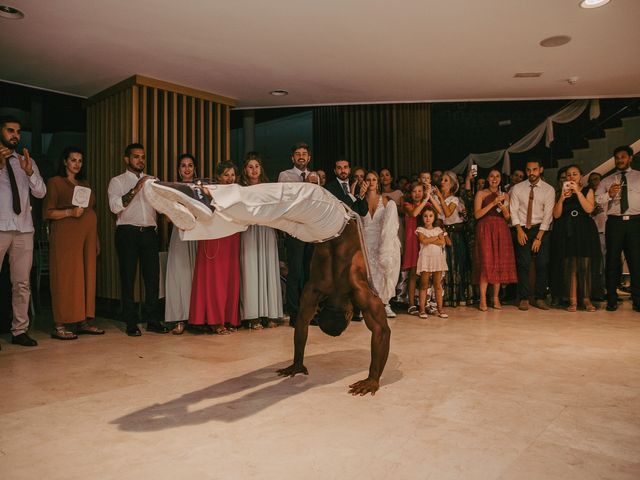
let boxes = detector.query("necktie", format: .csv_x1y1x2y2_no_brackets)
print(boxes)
6,159,21,215
525,184,535,229
300,172,306,181
341,182,349,195
620,172,629,214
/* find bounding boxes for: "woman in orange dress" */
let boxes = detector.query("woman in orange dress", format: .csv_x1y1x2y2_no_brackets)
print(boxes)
43,147,102,340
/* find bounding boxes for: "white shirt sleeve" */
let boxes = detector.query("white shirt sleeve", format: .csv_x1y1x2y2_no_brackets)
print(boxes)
540,186,555,231
108,176,125,214
509,185,522,226
28,161,46,199
596,177,612,206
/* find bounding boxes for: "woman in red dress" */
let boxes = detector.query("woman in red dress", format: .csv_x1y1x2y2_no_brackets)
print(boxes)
188,161,240,334
472,169,517,311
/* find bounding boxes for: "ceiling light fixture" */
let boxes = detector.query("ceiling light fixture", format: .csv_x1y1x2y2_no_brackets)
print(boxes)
514,72,543,78
540,35,572,47
0,5,25,19
270,90,289,97
579,0,611,9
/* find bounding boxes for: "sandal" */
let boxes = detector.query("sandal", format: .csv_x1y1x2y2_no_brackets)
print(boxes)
215,326,231,335
407,306,419,315
266,320,278,328
51,326,78,340
478,303,488,312
171,322,185,335
437,311,449,319
491,298,502,310
566,303,577,312
249,322,264,330
225,325,238,333
76,321,105,335
583,300,597,312
419,311,428,319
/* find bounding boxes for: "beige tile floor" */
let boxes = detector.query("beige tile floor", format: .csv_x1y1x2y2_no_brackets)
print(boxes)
1,304,639,480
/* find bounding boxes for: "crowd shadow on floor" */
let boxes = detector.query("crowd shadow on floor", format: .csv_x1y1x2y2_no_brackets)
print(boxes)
112,349,402,431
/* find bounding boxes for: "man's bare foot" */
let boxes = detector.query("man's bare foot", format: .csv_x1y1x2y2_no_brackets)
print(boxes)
348,378,379,396
277,364,308,377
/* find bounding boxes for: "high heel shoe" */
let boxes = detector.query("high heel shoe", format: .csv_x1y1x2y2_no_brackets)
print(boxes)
491,297,502,310
583,299,597,312
566,298,577,312
171,321,185,335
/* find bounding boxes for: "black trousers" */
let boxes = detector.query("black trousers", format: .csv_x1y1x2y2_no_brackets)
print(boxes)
284,235,313,322
115,225,160,327
515,225,550,301
605,216,640,307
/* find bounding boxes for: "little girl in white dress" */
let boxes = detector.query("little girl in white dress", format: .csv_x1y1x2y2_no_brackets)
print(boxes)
416,205,449,319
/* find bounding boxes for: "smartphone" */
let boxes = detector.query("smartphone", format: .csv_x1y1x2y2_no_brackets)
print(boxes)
471,164,478,177
563,181,571,193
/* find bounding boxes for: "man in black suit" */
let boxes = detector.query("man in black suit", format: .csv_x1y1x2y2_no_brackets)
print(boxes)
324,159,369,321
324,158,368,216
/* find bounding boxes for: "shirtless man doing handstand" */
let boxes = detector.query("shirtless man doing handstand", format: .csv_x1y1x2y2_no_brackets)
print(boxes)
145,180,391,396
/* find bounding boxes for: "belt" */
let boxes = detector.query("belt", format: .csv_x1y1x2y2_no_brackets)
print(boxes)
609,214,640,221
567,210,588,218
118,225,157,232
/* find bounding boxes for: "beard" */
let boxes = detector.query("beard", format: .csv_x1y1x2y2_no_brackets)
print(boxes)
616,163,629,171
1,137,18,149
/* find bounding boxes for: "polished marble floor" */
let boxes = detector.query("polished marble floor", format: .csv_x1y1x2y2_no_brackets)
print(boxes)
1,304,639,480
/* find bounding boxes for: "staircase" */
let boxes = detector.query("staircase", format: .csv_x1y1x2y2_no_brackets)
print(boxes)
545,115,640,187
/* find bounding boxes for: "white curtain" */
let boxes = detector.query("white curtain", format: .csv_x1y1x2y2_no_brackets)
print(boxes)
452,99,600,175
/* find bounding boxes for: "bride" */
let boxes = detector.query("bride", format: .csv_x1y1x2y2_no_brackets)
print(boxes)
362,171,401,318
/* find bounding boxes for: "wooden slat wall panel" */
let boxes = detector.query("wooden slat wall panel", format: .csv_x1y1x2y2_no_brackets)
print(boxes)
313,103,431,179
87,81,232,299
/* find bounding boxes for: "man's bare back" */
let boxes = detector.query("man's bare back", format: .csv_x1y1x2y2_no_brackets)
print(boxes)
276,220,391,396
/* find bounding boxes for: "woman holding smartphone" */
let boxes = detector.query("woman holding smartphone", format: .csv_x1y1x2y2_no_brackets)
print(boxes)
550,165,601,311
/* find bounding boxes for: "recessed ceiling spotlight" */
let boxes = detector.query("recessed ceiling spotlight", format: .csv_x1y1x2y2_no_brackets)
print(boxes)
540,35,572,47
579,0,611,9
270,90,289,97
514,72,543,78
0,5,25,19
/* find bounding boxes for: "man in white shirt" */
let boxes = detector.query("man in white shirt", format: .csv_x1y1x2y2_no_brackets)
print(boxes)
509,160,555,310
278,142,314,326
0,117,46,347
108,143,168,336
595,145,640,312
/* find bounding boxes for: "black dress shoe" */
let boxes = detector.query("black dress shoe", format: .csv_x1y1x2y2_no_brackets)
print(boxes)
126,327,142,337
146,322,169,334
11,333,38,347
605,303,618,311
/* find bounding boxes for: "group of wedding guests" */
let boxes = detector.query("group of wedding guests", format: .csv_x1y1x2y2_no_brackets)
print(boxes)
387,146,639,318
107,148,286,337
1,112,638,348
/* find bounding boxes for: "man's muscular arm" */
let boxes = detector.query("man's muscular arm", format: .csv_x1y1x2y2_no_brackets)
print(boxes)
348,281,391,396
277,269,327,378
276,316,310,377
